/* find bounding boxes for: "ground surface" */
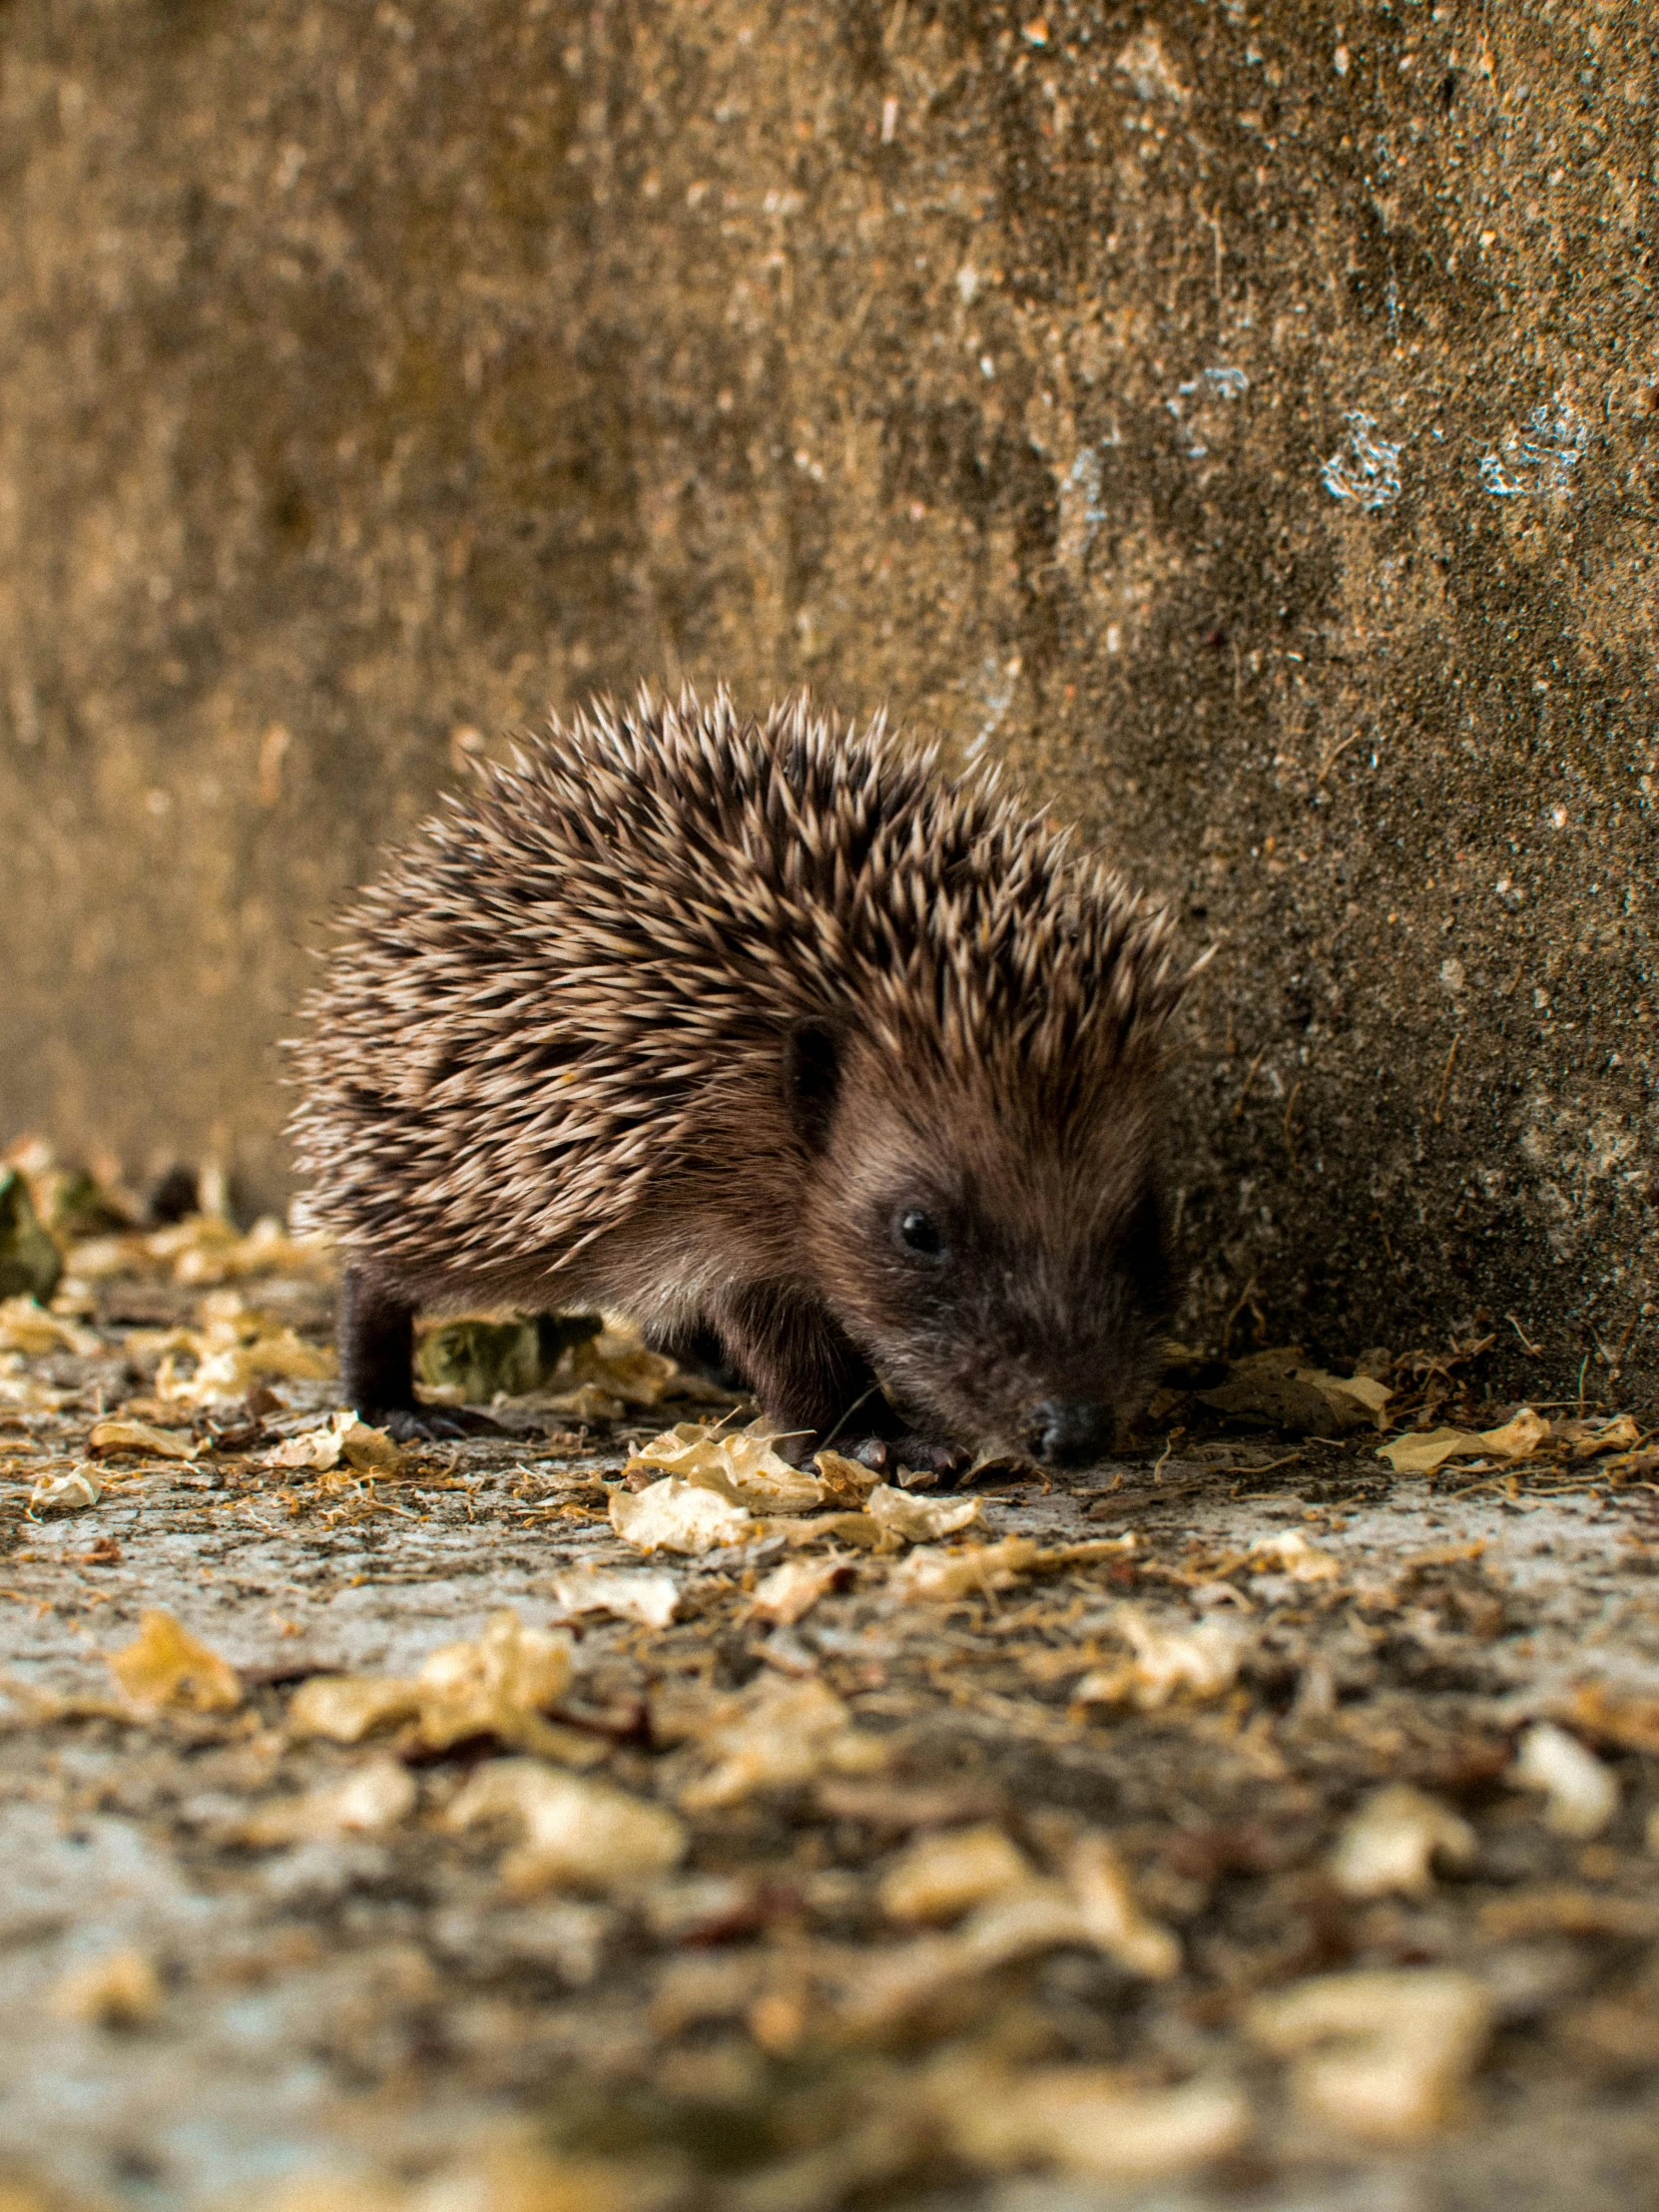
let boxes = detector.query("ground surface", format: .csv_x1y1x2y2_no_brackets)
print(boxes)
1,1216,1657,2212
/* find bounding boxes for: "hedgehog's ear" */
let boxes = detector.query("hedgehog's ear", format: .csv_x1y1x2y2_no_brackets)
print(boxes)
783,1022,841,1152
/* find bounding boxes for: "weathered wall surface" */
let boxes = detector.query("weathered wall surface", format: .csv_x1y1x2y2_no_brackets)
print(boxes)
1,0,1655,1394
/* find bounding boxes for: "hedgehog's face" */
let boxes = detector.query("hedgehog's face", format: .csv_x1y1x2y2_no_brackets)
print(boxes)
786,1025,1171,1465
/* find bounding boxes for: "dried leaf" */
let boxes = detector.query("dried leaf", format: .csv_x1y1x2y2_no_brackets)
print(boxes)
681,1677,885,1810
627,1420,824,1514
1379,1406,1550,1474
1478,1406,1550,1460
160,1324,335,1405
263,1409,405,1474
1072,1608,1245,1710
1329,1785,1477,1900
1247,1968,1493,2144
609,1477,752,1554
87,1416,199,1461
1065,1833,1182,1978
865,1485,980,1542
287,1674,423,1745
49,1945,163,2027
1568,1411,1642,1457
414,1608,577,1753
889,1537,1040,1601
287,1610,589,1760
750,1554,850,1625
1567,1680,1659,1756
548,1568,681,1629
878,1825,1034,1925
444,1759,685,1896
29,1464,103,1512
1248,1529,1344,1583
1377,1426,1487,1474
0,1296,98,1359
107,1610,243,1712
236,1757,417,1845
1511,1721,1619,1838
814,1447,880,1505
933,2057,1252,2181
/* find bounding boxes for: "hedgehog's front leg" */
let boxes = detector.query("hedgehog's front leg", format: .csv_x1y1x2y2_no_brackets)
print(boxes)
338,1264,488,1440
713,1282,967,1477
713,1282,879,1464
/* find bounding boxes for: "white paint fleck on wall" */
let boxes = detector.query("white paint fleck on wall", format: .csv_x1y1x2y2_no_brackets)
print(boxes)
1479,399,1587,496
1322,413,1401,510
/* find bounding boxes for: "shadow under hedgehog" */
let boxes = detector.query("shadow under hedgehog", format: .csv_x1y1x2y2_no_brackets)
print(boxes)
289,688,1199,1471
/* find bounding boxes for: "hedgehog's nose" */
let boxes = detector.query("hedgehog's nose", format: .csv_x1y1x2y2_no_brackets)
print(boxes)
1029,1398,1113,1467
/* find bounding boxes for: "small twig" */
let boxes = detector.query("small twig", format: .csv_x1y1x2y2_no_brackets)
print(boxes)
1506,1313,1543,1357
1316,729,1361,786
1282,1077,1305,1162
1433,1034,1460,1125
819,1383,884,1453
1231,1049,1266,1122
1220,1271,1260,1361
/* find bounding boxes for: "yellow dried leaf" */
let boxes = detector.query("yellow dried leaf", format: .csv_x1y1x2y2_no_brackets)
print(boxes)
1246,1968,1492,2144
1572,1411,1642,1457
564,1322,687,1407
0,1296,99,1359
934,2057,1251,2182
1329,1785,1477,1900
814,1447,879,1504
681,1677,885,1811
29,1464,103,1512
287,1674,423,1745
263,1409,404,1474
1377,1425,1486,1474
87,1417,199,1461
288,1611,588,1760
548,1568,681,1629
49,1945,163,2027
627,1420,824,1514
107,1610,242,1713
236,1757,417,1845
1511,1722,1619,1838
444,1759,685,1896
415,1608,576,1750
750,1554,849,1625
879,1824,1032,1924
865,1484,980,1543
1247,1529,1344,1583
1065,1833,1181,1978
609,1477,752,1554
1479,1405,1550,1460
889,1537,1040,1602
1072,1608,1244,1711
160,1326,335,1405
1379,1405,1550,1474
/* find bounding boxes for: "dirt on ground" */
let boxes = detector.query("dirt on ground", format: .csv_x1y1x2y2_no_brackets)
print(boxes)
0,1180,1657,2212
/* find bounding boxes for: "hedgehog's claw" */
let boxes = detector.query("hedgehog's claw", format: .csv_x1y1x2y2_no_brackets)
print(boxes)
845,1431,971,1485
370,1404,502,1442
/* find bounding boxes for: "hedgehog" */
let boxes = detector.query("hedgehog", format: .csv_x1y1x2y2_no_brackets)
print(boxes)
290,688,1195,1468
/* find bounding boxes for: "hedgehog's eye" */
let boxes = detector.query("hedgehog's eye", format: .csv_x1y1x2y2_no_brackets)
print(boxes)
895,1208,944,1258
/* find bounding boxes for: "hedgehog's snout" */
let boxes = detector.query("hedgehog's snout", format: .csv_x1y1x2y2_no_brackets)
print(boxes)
1026,1396,1114,1467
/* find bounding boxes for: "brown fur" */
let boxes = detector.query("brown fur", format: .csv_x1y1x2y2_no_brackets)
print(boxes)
289,688,1193,1462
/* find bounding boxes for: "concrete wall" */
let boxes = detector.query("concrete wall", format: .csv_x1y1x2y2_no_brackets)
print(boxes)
2,0,1655,1396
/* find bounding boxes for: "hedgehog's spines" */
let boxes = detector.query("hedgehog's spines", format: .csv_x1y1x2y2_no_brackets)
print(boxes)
290,688,1191,1281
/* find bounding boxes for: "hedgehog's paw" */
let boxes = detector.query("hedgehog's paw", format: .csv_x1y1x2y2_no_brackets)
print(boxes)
845,1431,971,1485
371,1404,502,1442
